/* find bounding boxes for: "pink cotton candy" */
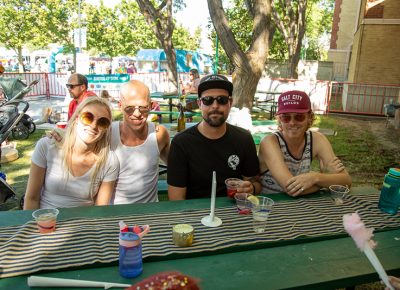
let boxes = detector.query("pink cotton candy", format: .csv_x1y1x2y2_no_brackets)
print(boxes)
343,212,376,251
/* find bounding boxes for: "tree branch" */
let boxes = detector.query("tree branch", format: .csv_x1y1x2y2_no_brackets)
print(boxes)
244,0,254,18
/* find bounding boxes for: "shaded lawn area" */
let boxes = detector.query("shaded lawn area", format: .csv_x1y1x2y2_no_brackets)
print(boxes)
1,113,395,210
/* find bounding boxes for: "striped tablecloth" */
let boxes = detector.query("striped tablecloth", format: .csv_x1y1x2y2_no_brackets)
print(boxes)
0,193,399,278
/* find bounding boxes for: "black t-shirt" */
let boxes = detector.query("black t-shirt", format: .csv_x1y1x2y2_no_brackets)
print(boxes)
167,123,259,199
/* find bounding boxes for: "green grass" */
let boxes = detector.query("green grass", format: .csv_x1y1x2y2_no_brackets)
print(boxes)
314,115,398,187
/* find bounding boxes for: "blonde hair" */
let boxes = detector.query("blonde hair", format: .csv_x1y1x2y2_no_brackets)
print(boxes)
61,97,112,199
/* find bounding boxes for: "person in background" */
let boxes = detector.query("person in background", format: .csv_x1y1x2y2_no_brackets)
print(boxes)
182,68,200,94
181,68,201,121
100,90,112,101
24,97,119,209
66,73,97,120
258,90,351,196
127,62,137,74
168,74,260,200
111,80,170,204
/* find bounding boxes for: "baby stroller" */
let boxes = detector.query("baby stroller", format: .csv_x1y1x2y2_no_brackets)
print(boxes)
0,78,38,209
0,78,38,140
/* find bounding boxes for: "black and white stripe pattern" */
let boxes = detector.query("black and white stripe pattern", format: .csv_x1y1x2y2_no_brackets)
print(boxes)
0,193,398,278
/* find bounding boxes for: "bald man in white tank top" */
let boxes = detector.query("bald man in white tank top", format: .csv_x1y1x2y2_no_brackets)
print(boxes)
111,80,170,204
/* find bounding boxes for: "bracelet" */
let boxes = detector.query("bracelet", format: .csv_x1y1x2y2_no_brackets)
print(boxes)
251,183,256,194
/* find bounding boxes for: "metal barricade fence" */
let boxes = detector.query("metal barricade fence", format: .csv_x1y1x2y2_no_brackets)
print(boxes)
328,82,400,116
2,72,397,118
1,72,67,98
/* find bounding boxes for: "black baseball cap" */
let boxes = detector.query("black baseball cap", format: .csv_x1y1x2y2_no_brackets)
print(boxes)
197,74,233,98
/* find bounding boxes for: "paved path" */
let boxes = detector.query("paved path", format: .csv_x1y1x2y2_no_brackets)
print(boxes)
25,96,68,123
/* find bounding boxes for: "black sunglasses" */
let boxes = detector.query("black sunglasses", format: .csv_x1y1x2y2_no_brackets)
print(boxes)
79,111,111,130
200,96,231,106
124,105,150,115
279,113,308,123
66,83,83,89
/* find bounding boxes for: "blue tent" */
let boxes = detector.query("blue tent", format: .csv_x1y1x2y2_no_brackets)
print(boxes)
136,49,212,74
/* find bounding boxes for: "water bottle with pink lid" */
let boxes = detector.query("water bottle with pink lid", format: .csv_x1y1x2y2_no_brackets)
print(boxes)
118,221,150,278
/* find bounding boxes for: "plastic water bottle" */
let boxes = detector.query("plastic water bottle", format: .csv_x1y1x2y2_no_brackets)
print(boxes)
119,232,143,278
378,168,400,215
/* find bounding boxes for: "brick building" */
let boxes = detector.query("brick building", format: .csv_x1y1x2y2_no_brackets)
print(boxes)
328,0,400,84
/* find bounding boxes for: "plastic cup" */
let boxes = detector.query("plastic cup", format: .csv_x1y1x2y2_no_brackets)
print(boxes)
251,197,274,233
329,185,350,205
32,208,59,234
225,178,243,198
56,121,67,129
234,193,252,215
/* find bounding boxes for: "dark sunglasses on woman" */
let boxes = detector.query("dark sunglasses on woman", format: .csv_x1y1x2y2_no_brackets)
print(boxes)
79,111,111,130
279,113,308,123
200,95,231,106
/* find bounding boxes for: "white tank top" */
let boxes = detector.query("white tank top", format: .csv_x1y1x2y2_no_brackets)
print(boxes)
111,121,159,204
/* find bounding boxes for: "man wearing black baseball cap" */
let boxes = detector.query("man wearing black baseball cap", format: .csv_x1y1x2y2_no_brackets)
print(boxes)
167,74,260,200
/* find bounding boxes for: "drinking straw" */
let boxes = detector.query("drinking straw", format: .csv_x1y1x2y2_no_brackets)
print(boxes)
27,276,131,289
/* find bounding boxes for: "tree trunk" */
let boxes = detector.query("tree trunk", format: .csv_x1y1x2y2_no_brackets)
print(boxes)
271,0,307,80
288,52,300,79
17,47,24,73
73,49,77,74
207,0,272,109
135,0,178,91
232,68,261,108
162,40,178,90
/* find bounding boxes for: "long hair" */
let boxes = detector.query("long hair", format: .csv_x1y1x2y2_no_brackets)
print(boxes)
61,97,112,199
190,68,200,79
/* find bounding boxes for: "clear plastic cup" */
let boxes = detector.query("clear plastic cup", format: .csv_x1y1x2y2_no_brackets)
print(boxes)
32,208,59,234
234,193,252,215
329,185,350,205
225,178,243,198
251,197,274,233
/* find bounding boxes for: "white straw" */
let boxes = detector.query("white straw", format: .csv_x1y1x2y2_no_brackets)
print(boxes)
27,276,131,289
210,171,216,221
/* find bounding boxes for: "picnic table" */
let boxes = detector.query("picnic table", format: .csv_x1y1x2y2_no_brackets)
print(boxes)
150,92,199,123
253,91,281,119
1,187,399,289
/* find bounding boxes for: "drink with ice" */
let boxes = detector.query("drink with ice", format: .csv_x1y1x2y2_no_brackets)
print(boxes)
252,209,271,233
250,196,274,233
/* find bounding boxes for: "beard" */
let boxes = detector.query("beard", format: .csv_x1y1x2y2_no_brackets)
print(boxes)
203,110,227,127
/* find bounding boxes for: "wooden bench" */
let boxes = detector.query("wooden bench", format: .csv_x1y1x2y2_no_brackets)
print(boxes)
149,110,200,123
157,179,168,201
252,91,280,119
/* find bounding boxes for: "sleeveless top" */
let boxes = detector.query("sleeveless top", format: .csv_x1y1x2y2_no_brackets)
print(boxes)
260,131,313,194
111,121,159,204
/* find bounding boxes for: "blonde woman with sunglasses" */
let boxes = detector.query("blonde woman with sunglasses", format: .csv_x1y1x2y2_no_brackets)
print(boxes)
258,90,351,196
24,97,119,209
